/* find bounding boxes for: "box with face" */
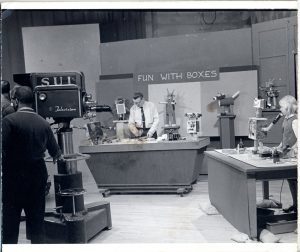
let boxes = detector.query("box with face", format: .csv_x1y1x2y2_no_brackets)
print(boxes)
248,117,268,140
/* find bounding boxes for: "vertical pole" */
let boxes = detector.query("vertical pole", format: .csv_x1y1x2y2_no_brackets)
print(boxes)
55,123,85,213
262,181,269,200
72,195,76,217
219,115,236,149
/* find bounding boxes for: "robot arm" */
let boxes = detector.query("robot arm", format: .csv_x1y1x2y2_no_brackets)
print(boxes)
261,113,283,132
212,93,226,101
231,91,240,100
213,91,240,116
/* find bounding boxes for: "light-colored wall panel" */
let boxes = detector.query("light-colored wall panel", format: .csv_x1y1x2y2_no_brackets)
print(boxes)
149,70,258,137
200,70,257,136
22,24,100,97
22,24,101,147
149,82,201,136
22,24,101,187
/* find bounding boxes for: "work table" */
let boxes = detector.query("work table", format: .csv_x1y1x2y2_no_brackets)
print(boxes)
205,149,297,238
212,148,297,173
79,137,210,152
79,137,210,195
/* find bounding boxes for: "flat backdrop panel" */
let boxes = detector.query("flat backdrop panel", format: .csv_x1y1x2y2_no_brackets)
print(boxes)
200,70,258,136
22,24,101,189
96,78,135,129
22,24,101,146
22,24,100,97
100,28,252,75
149,70,258,137
100,28,253,100
149,82,201,136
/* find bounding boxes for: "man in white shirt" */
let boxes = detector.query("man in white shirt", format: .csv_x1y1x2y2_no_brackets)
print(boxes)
128,92,159,138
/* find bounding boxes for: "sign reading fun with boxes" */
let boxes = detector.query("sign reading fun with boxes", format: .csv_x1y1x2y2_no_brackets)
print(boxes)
134,69,219,84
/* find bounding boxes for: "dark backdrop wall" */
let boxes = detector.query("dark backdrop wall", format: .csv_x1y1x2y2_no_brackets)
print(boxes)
97,27,253,133
145,11,296,37
2,10,146,85
2,10,296,85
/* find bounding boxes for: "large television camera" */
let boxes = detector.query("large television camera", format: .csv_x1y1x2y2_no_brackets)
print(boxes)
13,71,111,121
13,71,112,243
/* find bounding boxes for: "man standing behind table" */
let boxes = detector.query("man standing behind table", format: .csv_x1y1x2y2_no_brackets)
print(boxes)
128,92,159,139
2,86,63,244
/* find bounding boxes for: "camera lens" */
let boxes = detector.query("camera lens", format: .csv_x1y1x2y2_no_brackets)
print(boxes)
39,93,47,101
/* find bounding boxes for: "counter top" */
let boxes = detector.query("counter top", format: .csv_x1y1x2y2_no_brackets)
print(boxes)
79,137,210,153
262,109,281,113
205,149,297,174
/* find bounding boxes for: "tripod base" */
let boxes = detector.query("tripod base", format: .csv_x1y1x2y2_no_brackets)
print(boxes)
44,201,112,243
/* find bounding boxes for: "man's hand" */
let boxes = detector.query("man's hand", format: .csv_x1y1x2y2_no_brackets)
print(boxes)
128,124,140,137
147,131,153,138
261,124,273,132
272,146,282,153
53,155,65,164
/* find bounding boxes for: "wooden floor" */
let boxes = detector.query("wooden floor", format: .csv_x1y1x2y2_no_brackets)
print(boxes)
17,162,297,244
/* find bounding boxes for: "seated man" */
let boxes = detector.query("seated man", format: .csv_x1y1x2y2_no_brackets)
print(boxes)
128,92,159,139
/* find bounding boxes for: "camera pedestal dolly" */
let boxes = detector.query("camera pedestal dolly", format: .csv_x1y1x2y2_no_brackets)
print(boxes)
44,123,112,243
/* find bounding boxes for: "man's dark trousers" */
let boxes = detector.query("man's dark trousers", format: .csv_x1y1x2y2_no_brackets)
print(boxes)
2,159,48,244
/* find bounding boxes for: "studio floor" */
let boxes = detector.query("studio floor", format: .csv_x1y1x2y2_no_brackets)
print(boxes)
18,163,297,244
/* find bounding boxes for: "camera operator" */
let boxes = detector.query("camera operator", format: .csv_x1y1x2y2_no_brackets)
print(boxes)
2,86,63,244
1,80,15,117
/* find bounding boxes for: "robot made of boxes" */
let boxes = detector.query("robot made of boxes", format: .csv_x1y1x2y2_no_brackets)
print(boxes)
160,89,177,126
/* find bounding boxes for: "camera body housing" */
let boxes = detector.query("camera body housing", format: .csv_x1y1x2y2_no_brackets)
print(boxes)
14,72,86,119
35,84,83,119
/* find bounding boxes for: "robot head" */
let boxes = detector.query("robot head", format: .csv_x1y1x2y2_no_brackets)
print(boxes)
166,89,175,102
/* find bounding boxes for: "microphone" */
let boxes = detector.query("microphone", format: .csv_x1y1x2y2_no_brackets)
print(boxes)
272,113,283,125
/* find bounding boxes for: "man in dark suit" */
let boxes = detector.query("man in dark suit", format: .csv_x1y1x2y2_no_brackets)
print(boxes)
2,86,63,243
1,80,15,117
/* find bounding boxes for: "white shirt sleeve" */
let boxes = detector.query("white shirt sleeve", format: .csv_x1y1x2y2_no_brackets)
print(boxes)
291,119,298,153
148,103,159,135
292,119,298,139
128,105,143,129
128,106,135,127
